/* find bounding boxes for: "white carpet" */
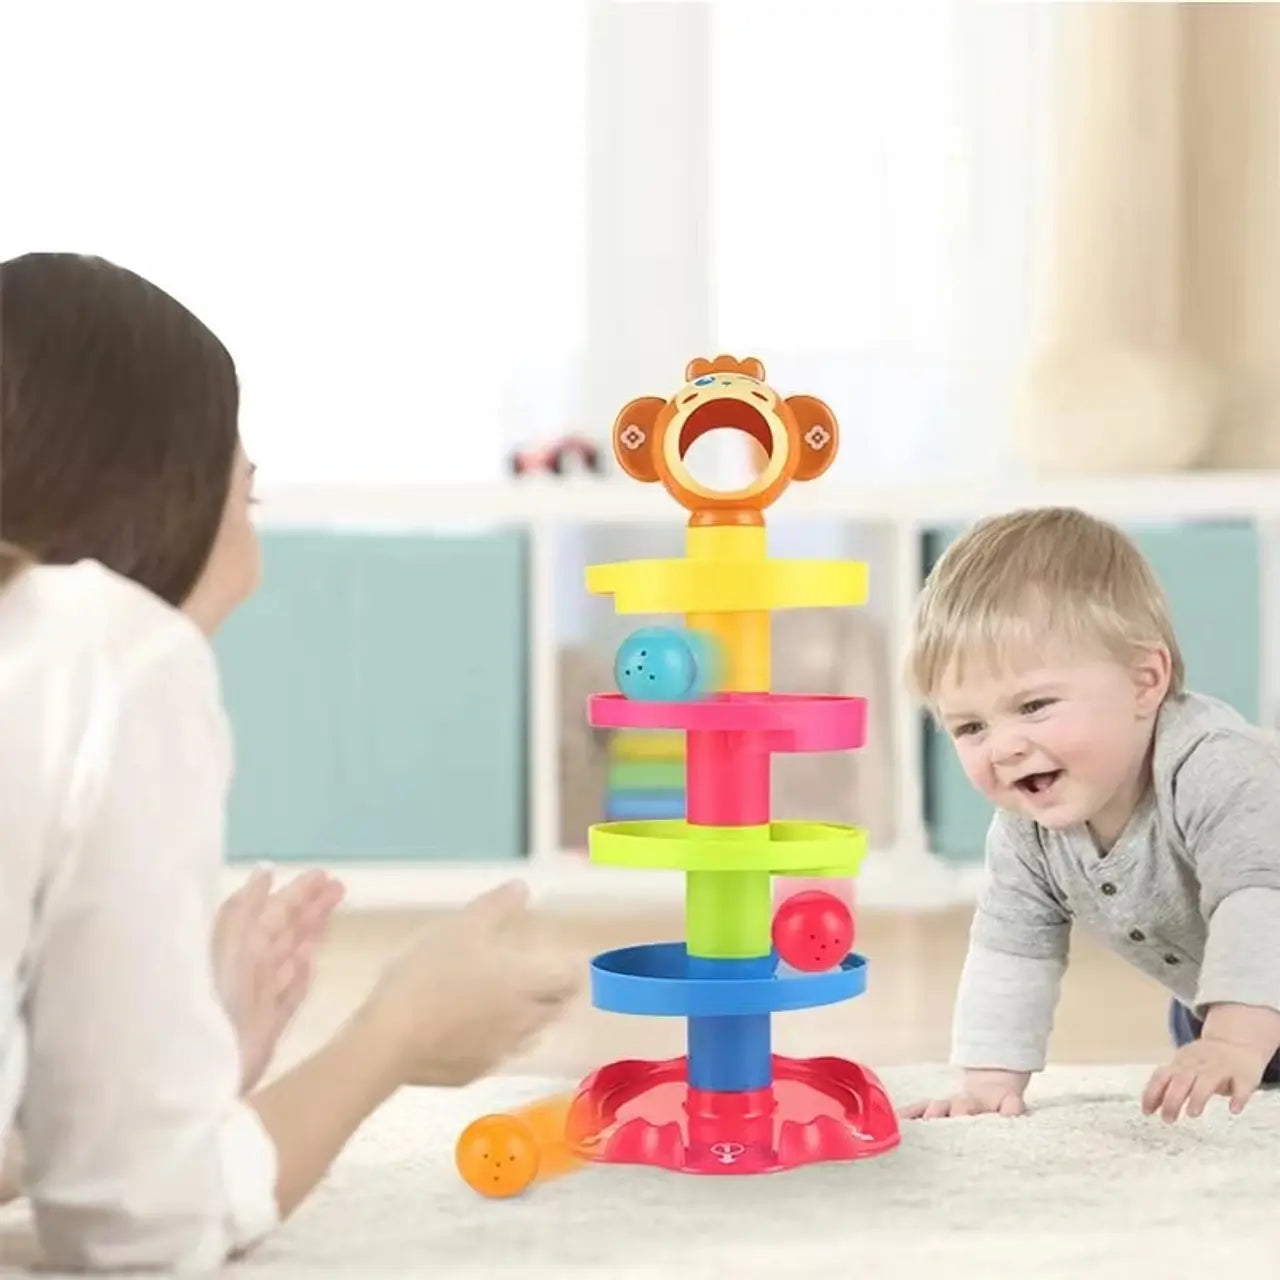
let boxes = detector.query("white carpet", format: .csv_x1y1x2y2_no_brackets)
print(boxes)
3,1065,1278,1278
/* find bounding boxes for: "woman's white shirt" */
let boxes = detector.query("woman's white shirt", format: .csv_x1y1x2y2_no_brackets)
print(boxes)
0,560,278,1271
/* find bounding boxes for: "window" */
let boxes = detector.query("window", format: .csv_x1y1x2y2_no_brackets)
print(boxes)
1,1,587,486
710,0,1057,482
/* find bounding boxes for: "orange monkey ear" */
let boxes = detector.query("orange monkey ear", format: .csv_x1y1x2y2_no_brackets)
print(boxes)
611,396,668,481
786,395,839,481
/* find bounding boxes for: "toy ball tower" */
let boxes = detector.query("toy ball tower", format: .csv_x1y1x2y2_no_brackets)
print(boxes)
566,356,900,1175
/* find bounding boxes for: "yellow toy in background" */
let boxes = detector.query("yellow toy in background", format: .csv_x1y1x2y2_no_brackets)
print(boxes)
605,728,685,823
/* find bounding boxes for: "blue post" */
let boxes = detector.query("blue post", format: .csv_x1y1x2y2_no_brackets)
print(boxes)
686,956,774,1091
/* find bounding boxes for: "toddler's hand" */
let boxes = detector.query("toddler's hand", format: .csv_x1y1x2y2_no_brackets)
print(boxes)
900,1068,1030,1120
214,866,345,1093
366,879,581,1088
1141,1036,1267,1123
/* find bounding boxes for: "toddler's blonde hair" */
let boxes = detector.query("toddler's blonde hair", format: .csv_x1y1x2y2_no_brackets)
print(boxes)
907,506,1185,705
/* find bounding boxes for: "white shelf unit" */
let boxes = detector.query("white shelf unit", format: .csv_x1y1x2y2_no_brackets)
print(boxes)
224,470,1280,910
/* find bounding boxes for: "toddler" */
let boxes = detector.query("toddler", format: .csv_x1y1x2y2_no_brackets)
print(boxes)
901,507,1280,1124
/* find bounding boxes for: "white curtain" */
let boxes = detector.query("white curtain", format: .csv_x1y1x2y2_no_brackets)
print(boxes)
710,0,1058,484
0,1,587,487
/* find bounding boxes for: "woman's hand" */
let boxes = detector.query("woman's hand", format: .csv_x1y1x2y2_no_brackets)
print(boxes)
249,879,581,1220
367,879,581,1087
213,866,345,1093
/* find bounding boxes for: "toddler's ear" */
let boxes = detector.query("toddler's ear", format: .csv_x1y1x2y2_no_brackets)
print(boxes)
1131,645,1172,714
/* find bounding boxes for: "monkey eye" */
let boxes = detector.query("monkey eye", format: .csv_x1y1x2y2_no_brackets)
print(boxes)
693,375,716,385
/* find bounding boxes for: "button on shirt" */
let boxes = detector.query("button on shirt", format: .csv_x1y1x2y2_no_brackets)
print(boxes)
951,690,1280,1073
0,561,278,1271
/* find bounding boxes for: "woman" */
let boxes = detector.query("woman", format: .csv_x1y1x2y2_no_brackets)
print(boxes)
0,253,577,1271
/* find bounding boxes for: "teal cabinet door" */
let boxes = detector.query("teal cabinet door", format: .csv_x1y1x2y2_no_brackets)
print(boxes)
214,529,529,863
921,519,1260,862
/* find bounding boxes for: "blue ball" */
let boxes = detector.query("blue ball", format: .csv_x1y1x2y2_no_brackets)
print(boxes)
615,627,709,702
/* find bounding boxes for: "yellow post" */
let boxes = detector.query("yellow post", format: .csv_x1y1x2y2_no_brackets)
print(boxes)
684,525,770,692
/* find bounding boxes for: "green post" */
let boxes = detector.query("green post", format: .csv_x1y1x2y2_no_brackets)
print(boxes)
685,824,772,959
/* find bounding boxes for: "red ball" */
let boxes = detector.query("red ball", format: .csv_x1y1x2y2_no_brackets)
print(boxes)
771,891,855,972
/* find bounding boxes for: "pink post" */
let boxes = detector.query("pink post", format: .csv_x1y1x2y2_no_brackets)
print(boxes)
686,730,770,827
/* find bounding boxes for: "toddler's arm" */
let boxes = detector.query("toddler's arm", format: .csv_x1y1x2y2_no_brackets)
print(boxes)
904,816,1071,1119
1141,730,1280,1120
1176,731,1280,1031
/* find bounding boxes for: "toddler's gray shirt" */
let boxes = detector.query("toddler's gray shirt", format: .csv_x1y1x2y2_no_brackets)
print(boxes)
951,690,1280,1072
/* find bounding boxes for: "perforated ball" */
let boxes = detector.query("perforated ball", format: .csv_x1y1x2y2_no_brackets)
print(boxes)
456,1114,540,1198
771,890,855,972
614,627,700,701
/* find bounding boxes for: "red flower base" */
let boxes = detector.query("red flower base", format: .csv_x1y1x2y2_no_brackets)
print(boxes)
565,1053,900,1175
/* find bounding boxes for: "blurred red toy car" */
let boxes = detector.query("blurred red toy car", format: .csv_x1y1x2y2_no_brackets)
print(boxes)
508,434,604,477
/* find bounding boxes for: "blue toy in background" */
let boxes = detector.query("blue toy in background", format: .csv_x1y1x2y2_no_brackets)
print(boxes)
614,626,722,702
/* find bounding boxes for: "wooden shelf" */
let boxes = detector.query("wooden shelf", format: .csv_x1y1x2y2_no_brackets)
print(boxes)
230,470,1279,910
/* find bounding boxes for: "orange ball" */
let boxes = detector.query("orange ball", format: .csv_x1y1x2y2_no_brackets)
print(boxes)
456,1114,541,1198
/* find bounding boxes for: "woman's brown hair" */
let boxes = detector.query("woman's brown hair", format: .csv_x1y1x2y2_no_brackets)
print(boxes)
0,541,29,588
0,253,240,605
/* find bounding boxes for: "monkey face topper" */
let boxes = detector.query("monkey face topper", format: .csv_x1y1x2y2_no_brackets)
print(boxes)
611,355,839,524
